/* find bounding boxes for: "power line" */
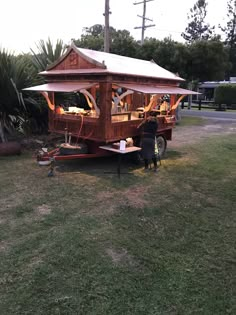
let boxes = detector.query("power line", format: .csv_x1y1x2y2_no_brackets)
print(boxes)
134,0,156,44
150,27,183,34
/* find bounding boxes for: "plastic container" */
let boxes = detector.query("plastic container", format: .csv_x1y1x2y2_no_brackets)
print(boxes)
119,140,126,151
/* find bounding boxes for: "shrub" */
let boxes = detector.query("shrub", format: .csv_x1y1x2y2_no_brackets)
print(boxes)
214,84,236,109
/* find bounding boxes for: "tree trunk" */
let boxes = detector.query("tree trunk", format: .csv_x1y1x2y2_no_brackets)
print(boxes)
0,141,21,156
0,120,6,143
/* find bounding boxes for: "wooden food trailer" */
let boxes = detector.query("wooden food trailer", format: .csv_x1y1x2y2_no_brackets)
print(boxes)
24,43,198,163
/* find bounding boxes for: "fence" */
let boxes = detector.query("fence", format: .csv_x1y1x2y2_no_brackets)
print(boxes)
181,100,230,111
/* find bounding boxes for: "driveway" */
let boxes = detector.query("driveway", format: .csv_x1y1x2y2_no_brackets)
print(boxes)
169,117,236,149
181,108,236,121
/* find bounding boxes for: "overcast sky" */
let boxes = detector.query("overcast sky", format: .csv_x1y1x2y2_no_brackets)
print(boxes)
0,0,228,54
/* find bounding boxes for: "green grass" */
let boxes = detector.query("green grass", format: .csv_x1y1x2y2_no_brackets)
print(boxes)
177,115,205,126
0,135,236,314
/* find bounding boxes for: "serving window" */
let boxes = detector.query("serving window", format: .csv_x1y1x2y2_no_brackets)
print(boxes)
54,89,100,118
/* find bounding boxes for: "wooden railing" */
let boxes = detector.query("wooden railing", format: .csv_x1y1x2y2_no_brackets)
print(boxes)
49,111,175,144
50,113,102,141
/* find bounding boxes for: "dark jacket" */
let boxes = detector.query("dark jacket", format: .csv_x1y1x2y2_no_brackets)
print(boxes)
140,118,158,139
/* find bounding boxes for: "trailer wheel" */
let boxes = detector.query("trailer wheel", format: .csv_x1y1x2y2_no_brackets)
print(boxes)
156,135,166,158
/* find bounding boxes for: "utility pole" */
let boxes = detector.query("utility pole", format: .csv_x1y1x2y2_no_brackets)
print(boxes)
104,0,111,52
134,0,155,45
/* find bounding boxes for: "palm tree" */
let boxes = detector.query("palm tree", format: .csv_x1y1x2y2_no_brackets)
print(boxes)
0,50,24,142
25,38,68,134
0,49,40,142
0,39,66,142
30,38,66,71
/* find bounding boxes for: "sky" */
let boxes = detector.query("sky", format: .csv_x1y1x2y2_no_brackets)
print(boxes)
0,0,228,54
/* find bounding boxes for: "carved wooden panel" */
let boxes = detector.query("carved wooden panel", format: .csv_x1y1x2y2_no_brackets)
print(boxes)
52,50,101,71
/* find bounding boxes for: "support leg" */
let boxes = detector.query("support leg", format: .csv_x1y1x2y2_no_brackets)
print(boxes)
48,157,55,177
117,154,122,178
152,157,158,172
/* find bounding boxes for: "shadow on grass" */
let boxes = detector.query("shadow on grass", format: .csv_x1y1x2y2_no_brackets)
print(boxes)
164,149,183,160
54,154,142,177
52,149,185,177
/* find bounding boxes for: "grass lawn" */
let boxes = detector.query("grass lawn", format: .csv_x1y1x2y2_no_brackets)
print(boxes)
177,116,205,126
0,129,236,314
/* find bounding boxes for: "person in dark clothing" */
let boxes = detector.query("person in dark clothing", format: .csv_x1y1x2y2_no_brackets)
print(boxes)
138,113,158,171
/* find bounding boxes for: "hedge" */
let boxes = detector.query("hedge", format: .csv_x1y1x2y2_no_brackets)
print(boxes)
214,84,236,108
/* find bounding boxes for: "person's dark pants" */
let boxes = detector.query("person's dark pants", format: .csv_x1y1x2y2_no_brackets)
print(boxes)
142,137,157,170
144,157,157,170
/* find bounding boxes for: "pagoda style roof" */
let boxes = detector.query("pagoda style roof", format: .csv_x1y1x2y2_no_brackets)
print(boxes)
40,43,184,83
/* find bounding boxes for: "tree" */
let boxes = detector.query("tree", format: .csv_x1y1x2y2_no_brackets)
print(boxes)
110,29,138,57
136,37,190,80
220,0,236,47
187,39,229,82
24,38,68,134
74,24,104,51
0,50,39,142
181,0,215,42
219,0,236,77
215,84,236,109
75,24,138,57
152,38,190,78
135,38,160,60
31,38,66,72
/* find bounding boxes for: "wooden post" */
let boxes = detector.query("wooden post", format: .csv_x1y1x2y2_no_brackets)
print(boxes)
104,0,110,52
198,99,202,110
141,0,147,45
90,85,97,100
188,81,193,110
48,92,55,131
170,95,176,107
134,0,155,45
99,81,112,141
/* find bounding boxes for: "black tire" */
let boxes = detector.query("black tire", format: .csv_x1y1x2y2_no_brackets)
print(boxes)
156,135,167,158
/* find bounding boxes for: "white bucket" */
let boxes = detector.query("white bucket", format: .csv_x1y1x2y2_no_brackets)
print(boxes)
38,160,51,166
119,140,126,151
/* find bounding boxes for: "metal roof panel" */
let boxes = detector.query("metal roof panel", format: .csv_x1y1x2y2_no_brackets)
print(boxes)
23,82,97,92
78,48,184,82
115,83,200,95
41,44,185,82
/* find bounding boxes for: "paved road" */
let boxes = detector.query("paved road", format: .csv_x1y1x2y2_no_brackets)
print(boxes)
181,108,236,121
